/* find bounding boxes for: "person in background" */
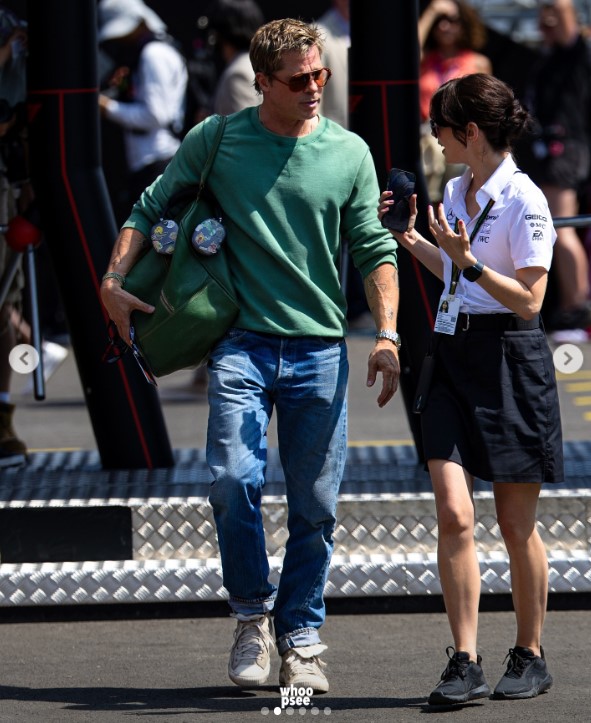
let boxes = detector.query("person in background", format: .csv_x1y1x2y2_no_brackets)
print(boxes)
186,0,265,396
101,18,400,693
518,0,591,340
208,0,264,116
379,73,562,705
0,3,28,465
317,0,349,129
418,0,491,202
0,7,69,446
97,0,188,209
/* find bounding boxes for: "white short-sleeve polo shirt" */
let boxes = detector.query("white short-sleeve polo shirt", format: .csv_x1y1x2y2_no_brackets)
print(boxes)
441,155,556,314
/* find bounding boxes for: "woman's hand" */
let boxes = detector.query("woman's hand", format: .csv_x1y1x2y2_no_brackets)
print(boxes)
427,202,476,269
378,192,418,248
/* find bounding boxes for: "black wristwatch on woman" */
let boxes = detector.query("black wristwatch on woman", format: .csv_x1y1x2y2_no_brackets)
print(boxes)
463,260,484,282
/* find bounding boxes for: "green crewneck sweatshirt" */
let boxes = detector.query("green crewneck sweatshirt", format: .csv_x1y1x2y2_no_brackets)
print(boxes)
125,108,397,337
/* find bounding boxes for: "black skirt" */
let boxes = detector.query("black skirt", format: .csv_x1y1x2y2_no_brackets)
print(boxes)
421,314,564,484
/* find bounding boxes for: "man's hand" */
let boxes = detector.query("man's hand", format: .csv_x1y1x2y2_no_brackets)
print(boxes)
100,227,154,343
100,279,154,346
366,339,400,408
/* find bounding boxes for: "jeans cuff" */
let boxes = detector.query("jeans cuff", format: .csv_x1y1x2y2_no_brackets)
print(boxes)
229,593,276,618
277,627,322,655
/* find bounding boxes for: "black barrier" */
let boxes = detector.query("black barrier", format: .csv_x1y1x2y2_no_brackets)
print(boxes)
26,0,174,469
349,0,443,460
553,215,591,229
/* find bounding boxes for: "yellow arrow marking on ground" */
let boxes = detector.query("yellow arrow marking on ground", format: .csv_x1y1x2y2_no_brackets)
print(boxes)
557,369,591,426
573,396,591,406
556,370,591,381
564,382,591,393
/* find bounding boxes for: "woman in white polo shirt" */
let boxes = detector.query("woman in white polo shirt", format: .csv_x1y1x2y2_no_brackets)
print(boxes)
379,73,563,706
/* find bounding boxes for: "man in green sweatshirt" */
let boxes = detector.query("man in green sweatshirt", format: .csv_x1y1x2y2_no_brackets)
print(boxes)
101,17,400,694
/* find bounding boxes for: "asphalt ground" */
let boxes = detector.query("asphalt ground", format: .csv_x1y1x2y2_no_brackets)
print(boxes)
2,331,591,722
0,610,589,722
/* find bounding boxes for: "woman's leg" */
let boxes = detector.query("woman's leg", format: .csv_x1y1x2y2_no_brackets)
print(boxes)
494,482,547,656
429,459,479,661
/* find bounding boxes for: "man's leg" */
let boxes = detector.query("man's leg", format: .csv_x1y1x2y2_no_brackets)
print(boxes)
273,337,349,691
207,330,278,686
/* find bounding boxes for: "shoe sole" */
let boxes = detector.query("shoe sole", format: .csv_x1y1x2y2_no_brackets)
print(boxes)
491,677,553,700
228,670,270,687
428,684,491,706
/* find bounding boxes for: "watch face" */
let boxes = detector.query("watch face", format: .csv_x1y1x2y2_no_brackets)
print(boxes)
463,262,483,282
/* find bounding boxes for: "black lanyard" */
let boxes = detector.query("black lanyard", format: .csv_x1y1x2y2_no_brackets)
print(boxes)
448,198,494,296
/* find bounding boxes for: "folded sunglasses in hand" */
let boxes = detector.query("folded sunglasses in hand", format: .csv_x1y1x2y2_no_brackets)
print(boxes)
381,168,416,233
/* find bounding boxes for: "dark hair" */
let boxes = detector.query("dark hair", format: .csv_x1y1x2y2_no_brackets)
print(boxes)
207,0,264,52
424,0,487,52
430,73,531,151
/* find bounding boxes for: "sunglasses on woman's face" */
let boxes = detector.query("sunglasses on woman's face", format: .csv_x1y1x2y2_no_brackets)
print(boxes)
271,67,332,92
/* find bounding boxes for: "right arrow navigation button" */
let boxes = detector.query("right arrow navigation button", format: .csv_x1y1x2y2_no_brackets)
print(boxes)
553,344,584,375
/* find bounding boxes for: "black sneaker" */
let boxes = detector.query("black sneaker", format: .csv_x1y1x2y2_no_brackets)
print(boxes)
428,646,491,706
492,646,553,699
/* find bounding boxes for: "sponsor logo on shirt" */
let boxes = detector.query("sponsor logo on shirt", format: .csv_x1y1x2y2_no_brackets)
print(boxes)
525,214,548,222
532,230,544,241
477,236,490,243
529,222,547,228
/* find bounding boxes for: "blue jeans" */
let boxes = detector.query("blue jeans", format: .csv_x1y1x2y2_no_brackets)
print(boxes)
207,329,348,653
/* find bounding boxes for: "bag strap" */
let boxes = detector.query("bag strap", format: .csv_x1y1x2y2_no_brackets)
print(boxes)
198,115,227,195
159,116,226,216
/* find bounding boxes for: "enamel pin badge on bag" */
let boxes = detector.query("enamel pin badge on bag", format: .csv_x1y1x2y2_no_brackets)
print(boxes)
191,217,226,256
150,215,226,257
151,218,179,254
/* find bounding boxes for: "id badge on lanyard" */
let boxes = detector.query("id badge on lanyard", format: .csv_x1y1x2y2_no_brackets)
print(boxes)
434,198,494,335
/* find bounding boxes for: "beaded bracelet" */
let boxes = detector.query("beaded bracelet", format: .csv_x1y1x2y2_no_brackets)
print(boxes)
102,271,126,287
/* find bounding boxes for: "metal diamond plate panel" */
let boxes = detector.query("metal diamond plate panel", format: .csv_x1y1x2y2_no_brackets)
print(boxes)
2,553,590,606
128,493,590,561
0,442,590,606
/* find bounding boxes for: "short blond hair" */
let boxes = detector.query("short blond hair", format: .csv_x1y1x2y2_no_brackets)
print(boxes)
249,18,324,93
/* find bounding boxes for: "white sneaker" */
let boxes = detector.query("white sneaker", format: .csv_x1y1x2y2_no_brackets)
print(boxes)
228,613,275,687
279,644,329,693
21,341,68,394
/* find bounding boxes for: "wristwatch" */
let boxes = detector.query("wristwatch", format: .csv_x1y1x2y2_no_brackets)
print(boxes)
375,329,402,350
463,260,484,282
